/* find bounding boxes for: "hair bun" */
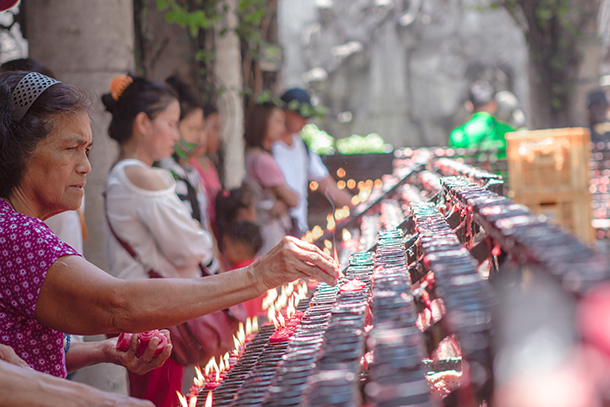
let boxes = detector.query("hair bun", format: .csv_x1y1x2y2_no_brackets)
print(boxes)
101,92,118,113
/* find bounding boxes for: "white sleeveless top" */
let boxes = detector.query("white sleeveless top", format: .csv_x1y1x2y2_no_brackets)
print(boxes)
103,159,214,280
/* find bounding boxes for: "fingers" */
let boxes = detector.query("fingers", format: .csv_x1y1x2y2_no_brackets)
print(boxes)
138,336,160,363
288,240,338,279
299,263,337,286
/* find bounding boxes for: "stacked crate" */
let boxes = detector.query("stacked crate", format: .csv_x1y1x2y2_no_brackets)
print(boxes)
505,127,594,243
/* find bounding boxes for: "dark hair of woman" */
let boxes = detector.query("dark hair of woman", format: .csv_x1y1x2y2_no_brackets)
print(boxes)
0,58,56,78
101,75,176,145
165,75,201,120
225,220,263,254
203,103,218,119
0,71,92,198
215,183,253,234
244,101,278,149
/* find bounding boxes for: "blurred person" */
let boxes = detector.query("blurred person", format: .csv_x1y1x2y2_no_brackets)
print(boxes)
98,74,338,406
190,103,223,229
449,80,516,154
245,101,299,254
158,75,212,231
221,221,265,318
587,90,610,144
214,183,257,239
272,88,352,235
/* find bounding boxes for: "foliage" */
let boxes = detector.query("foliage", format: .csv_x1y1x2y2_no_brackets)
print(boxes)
491,0,599,126
155,0,223,37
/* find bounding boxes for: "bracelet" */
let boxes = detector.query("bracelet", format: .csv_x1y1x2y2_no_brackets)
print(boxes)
64,333,71,354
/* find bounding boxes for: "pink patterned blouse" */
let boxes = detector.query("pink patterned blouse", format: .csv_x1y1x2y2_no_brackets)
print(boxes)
0,199,80,377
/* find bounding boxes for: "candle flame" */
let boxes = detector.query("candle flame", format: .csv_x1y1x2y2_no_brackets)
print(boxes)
286,282,294,297
237,323,245,346
211,357,219,375
294,294,301,308
215,368,219,383
246,317,252,336
267,305,276,325
224,352,230,368
334,246,339,265
219,357,225,372
205,392,213,407
253,316,259,332
194,366,204,387
177,392,188,407
287,297,295,319
232,335,240,353
277,311,285,327
190,395,198,407
342,228,352,242
326,214,336,231
270,310,279,329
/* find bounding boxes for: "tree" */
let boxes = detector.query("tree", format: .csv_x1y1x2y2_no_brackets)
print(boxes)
495,0,600,129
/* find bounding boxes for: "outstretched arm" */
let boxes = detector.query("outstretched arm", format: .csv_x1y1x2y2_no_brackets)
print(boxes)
35,237,338,335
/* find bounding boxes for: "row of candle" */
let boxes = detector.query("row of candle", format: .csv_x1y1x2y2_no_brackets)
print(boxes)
410,201,495,402
262,283,340,406
305,253,374,406
366,229,431,407
177,281,308,407
441,176,610,294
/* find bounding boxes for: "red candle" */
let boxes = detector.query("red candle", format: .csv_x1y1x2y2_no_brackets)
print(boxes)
340,279,366,292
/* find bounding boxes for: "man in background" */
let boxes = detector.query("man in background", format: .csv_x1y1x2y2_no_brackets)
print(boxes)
587,90,610,144
449,80,515,154
272,88,352,236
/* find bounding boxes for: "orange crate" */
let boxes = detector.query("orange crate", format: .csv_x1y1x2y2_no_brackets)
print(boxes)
506,127,591,194
513,190,595,243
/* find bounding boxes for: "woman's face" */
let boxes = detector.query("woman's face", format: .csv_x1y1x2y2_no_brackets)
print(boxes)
205,112,221,154
142,99,181,162
17,111,92,219
178,107,205,146
264,108,286,145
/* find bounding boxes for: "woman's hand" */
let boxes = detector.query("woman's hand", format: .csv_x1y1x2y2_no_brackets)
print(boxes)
106,330,173,375
0,344,30,370
249,236,339,290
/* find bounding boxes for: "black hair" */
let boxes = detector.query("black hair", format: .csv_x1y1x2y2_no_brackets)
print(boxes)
203,103,218,119
1,58,55,78
165,75,202,121
244,101,279,149
468,80,495,110
224,220,263,254
101,75,177,145
0,71,93,198
215,183,254,234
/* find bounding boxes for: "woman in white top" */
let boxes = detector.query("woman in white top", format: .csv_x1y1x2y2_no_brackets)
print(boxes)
101,75,337,407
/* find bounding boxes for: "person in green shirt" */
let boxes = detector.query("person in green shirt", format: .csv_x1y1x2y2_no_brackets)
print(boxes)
449,80,515,152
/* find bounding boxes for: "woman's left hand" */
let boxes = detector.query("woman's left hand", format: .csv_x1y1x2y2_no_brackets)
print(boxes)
106,330,173,375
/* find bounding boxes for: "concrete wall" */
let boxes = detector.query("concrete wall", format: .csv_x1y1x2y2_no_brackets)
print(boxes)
25,0,136,394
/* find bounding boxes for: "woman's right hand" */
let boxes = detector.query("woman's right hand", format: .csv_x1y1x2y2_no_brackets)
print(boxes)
249,236,339,290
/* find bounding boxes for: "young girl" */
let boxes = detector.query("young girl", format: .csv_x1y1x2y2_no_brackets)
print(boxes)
244,102,299,254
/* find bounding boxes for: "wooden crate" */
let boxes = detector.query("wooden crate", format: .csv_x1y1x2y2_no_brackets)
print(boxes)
506,127,591,195
513,190,595,243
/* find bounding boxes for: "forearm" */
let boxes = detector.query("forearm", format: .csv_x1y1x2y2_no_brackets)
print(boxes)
0,359,149,407
111,266,263,333
65,341,109,373
37,257,265,335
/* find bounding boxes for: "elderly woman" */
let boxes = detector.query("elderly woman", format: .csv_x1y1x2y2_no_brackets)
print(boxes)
0,72,337,402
